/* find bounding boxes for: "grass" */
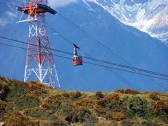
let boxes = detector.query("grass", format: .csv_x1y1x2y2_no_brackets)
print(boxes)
0,77,167,126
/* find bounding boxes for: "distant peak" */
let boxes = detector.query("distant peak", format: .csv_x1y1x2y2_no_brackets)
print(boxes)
86,0,168,43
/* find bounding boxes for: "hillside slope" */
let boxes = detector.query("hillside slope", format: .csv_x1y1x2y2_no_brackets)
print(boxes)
0,77,168,126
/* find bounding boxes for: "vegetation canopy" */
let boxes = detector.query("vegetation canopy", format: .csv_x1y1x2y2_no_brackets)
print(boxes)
0,77,167,126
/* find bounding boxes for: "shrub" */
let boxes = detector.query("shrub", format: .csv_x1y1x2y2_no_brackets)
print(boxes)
148,92,160,101
62,91,82,99
25,108,50,120
65,108,96,124
62,92,70,98
106,93,120,101
0,100,6,119
154,100,168,123
96,92,104,99
107,111,125,121
97,93,122,111
117,89,140,94
74,99,95,108
141,120,160,126
0,85,9,101
0,76,6,82
53,121,68,126
119,119,133,126
94,106,108,117
76,108,96,123
68,91,82,99
74,91,82,98
42,98,61,110
97,118,116,126
7,85,26,99
5,103,13,113
27,81,44,90
4,112,34,126
11,79,25,86
15,95,40,110
154,100,166,113
123,96,148,118
0,84,3,90
42,95,74,116
43,95,66,110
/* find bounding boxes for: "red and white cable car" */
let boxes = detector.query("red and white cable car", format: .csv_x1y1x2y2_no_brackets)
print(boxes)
72,44,83,66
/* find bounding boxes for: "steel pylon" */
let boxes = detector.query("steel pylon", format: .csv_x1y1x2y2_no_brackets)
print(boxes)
18,0,60,88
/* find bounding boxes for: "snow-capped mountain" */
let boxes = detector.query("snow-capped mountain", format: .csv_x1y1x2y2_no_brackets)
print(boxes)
86,0,168,42
0,0,168,91
1,0,168,42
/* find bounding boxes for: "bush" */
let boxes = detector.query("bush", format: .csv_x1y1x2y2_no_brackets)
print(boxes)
0,85,9,101
123,96,148,118
65,108,96,124
97,118,116,126
5,103,13,113
107,111,125,121
77,108,96,123
68,91,82,99
96,92,104,99
75,99,95,108
15,95,40,110
117,89,140,94
106,93,120,101
0,100,6,119
53,121,68,126
7,85,26,99
42,98,61,110
141,120,160,126
4,112,34,126
94,106,108,118
97,93,122,112
119,119,133,126
154,100,168,123
148,92,160,101
0,76,6,82
62,92,70,98
154,100,166,113
27,81,48,98
42,95,73,113
25,108,50,120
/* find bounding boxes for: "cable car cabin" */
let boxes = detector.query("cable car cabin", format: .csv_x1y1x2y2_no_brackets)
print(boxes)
72,56,83,66
72,44,83,66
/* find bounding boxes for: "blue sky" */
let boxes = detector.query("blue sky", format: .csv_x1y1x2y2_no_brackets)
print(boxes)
0,0,168,92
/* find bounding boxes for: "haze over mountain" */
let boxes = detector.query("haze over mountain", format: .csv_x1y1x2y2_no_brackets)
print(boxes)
0,0,168,92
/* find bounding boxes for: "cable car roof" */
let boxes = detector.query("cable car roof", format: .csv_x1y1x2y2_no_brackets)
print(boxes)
73,43,80,49
17,4,57,15
37,4,56,15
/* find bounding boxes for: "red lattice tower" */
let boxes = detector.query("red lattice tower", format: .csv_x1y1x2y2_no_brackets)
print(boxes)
17,0,60,88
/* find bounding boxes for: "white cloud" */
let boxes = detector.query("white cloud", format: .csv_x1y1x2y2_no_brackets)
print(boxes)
0,0,77,27
0,18,8,27
0,11,16,27
48,0,78,8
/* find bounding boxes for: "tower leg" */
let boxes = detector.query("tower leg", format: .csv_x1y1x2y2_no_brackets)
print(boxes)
23,16,59,88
